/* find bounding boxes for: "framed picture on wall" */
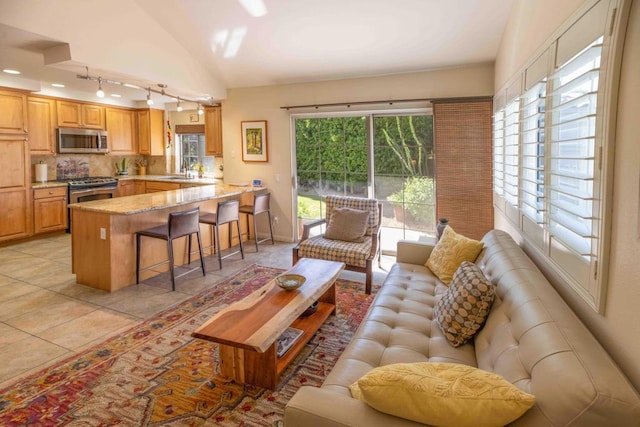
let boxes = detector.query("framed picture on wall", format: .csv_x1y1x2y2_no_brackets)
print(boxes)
241,120,268,162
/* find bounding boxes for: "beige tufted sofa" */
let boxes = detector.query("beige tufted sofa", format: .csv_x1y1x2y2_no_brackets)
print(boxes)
285,230,640,426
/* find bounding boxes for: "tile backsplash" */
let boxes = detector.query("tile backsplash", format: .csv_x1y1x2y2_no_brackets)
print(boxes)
32,154,147,181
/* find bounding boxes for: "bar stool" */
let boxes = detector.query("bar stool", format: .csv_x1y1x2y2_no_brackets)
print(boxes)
239,193,275,252
136,207,206,291
200,199,245,269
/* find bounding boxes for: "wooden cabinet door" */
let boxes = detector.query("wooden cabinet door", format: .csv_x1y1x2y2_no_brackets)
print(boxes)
137,109,150,155
117,180,135,197
57,101,105,129
137,109,164,155
0,136,31,241
82,104,106,129
145,181,180,193
33,187,68,234
134,180,146,194
107,108,136,154
0,89,27,135
57,100,82,127
205,106,223,156
28,97,57,154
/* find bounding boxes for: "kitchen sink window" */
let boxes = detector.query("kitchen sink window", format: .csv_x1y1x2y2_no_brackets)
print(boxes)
177,133,214,173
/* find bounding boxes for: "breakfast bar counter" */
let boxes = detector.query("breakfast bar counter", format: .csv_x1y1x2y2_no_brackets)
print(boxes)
70,184,267,292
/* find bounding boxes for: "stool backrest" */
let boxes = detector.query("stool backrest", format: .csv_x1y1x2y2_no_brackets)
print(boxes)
254,193,270,214
216,199,240,224
168,207,200,239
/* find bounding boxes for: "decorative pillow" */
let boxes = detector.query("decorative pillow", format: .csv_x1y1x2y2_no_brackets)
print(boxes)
323,208,370,243
435,261,495,347
350,362,535,427
426,226,484,284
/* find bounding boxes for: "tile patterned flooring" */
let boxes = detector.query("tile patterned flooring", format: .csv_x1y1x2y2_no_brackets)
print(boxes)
0,233,390,388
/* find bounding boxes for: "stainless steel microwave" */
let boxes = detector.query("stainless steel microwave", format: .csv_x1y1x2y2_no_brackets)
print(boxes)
57,128,108,154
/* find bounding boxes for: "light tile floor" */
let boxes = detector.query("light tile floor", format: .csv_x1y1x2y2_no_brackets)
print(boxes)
0,233,391,388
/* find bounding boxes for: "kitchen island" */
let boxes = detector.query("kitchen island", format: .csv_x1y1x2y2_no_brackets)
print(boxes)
69,184,266,292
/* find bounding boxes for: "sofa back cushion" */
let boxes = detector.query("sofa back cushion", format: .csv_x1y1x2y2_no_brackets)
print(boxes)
474,230,640,426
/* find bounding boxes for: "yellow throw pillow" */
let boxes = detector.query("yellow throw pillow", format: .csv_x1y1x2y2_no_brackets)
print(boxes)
350,362,535,427
426,226,484,284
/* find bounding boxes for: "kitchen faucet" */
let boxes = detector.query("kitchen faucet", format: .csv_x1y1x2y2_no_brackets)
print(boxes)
182,159,189,178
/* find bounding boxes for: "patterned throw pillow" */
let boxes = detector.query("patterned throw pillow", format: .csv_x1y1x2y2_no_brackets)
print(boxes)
350,362,535,427
435,261,495,347
324,208,370,243
426,226,484,284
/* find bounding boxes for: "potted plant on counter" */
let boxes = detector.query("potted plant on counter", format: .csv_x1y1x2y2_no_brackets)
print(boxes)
114,158,128,176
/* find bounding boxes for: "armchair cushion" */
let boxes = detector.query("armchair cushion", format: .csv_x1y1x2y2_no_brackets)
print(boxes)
326,196,379,236
324,208,370,243
298,235,372,268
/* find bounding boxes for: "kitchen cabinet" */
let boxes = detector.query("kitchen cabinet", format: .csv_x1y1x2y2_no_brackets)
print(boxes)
117,180,136,197
57,100,105,129
106,108,136,154
204,106,223,156
137,108,164,155
0,89,28,135
33,186,67,234
0,135,31,241
27,96,57,154
145,181,180,193
134,180,146,194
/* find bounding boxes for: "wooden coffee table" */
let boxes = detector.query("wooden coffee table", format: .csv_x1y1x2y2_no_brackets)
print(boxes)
192,258,345,389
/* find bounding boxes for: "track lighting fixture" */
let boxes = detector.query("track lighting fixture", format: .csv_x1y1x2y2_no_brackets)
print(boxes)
96,77,105,98
76,68,217,108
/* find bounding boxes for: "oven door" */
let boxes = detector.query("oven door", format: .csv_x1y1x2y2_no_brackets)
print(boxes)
68,187,117,232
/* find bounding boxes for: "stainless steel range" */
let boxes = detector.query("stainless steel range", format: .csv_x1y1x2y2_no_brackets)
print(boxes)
66,176,119,231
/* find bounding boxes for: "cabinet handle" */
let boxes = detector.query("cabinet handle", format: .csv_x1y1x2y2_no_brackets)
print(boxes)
49,191,54,195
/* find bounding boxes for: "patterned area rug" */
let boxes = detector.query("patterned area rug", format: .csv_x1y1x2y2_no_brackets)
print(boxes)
0,264,373,426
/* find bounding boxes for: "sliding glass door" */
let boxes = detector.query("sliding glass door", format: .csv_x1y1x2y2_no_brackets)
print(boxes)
294,112,434,253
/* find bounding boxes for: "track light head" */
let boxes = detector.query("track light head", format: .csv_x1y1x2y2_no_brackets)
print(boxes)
96,77,105,98
176,97,183,112
146,87,154,106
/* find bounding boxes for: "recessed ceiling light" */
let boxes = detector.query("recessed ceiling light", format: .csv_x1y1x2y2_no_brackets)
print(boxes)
3,69,21,75
110,94,121,98
51,83,65,88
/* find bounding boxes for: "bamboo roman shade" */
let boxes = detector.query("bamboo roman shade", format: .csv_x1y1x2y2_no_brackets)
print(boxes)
433,100,493,240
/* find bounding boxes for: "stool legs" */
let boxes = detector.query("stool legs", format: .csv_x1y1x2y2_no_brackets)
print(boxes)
244,210,275,252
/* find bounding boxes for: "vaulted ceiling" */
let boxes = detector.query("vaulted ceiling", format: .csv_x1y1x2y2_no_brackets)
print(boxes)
0,0,515,106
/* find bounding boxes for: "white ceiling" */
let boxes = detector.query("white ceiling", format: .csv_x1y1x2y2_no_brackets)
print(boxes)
0,0,515,106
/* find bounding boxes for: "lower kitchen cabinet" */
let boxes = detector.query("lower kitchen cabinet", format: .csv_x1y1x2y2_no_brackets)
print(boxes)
117,180,136,197
33,186,68,234
0,135,31,241
145,181,180,193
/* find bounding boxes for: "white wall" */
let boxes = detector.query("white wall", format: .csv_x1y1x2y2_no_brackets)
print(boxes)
494,0,640,390
220,64,494,242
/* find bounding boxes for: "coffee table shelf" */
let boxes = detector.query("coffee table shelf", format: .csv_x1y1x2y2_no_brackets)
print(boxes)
276,301,334,373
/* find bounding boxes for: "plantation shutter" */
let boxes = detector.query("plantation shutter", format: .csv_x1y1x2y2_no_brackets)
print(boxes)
433,100,493,240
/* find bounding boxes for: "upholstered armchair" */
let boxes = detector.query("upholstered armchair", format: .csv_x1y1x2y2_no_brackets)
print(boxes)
292,195,382,294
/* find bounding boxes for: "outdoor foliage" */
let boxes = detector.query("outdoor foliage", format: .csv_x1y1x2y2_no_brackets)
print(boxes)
388,177,436,226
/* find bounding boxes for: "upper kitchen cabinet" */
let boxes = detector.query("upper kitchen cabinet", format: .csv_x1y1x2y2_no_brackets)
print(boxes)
0,89,28,135
106,107,136,154
137,108,164,156
0,135,31,241
57,100,105,129
204,106,223,156
27,96,57,155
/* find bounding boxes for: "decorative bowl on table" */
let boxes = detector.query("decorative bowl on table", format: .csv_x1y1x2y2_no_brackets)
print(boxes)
276,274,306,291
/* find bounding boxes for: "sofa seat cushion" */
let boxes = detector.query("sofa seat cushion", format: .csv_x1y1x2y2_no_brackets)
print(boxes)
298,235,372,268
321,262,477,396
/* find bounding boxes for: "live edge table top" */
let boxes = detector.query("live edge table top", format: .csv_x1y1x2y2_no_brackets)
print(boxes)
192,258,345,353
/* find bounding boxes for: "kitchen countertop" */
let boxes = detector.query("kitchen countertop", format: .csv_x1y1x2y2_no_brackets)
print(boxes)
31,181,69,189
118,174,225,185
68,184,263,215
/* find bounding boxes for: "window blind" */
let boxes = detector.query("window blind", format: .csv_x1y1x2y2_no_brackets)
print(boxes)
519,80,546,225
503,99,520,207
493,109,505,198
548,36,602,257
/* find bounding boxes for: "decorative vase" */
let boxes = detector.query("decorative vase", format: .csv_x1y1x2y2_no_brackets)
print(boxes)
198,171,204,178
139,166,146,176
436,218,449,241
